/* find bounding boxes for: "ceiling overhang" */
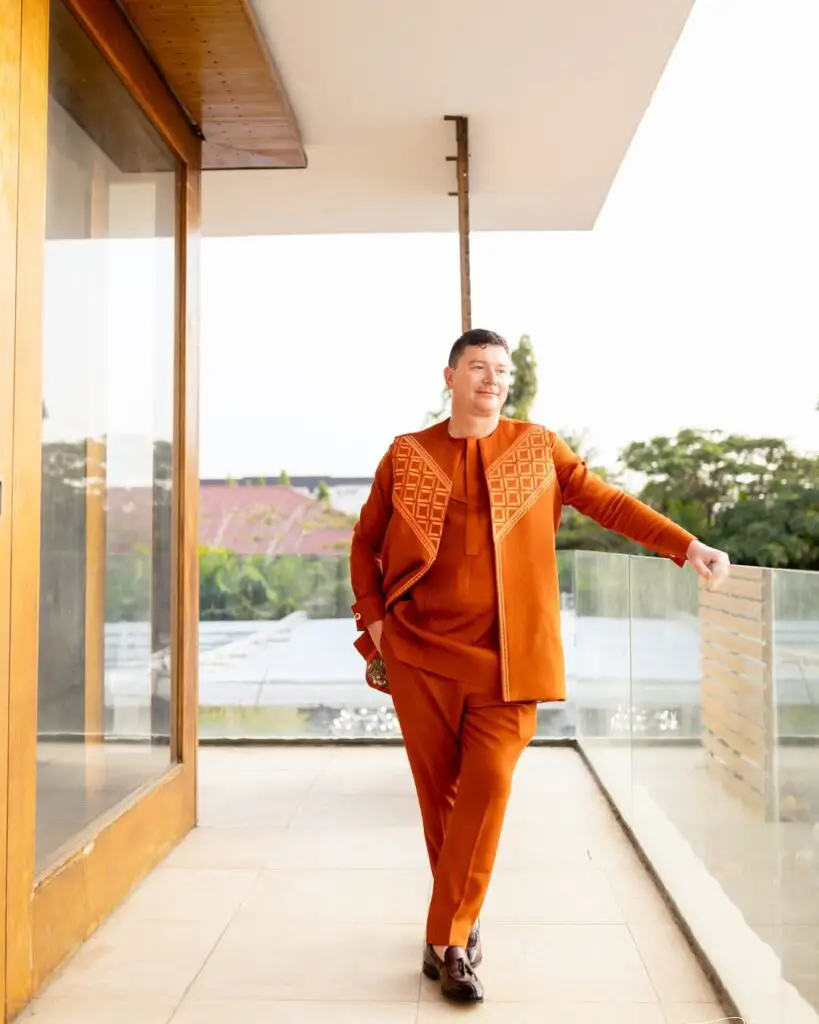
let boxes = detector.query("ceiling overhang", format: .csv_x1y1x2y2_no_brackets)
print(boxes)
119,0,305,170
199,0,694,236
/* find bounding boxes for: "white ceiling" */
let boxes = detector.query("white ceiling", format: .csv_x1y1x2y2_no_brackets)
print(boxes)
202,0,693,236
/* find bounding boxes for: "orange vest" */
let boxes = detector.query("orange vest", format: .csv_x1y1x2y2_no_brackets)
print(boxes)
350,418,694,703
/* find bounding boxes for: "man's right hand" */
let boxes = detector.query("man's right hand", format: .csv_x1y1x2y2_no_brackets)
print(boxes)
368,620,384,654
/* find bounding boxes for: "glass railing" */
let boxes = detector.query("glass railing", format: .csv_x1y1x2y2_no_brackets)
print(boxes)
575,551,819,1024
195,539,819,1020
198,549,576,741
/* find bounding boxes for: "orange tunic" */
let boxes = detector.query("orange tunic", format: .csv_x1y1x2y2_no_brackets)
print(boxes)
350,418,696,703
386,435,500,688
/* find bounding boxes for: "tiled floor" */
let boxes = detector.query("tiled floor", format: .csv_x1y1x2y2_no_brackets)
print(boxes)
20,746,729,1023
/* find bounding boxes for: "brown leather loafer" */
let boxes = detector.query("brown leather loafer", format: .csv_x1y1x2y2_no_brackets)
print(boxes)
467,919,482,966
422,944,484,1003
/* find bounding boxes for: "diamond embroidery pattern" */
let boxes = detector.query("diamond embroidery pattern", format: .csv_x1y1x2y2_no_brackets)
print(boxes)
392,436,452,558
486,427,555,542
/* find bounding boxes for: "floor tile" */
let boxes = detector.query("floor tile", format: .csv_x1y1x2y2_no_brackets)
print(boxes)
290,792,421,829
187,921,423,1003
39,921,218,1001
605,865,677,926
310,749,416,796
171,1001,418,1023
481,866,624,924
160,827,282,870
494,823,594,869
265,824,429,870
113,867,258,924
196,792,304,828
198,746,332,777
629,922,720,1003
18,997,177,1023
233,868,430,925
661,1004,733,1024
418,1002,666,1022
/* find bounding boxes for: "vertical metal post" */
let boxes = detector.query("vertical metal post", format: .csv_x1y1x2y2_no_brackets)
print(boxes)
445,115,471,334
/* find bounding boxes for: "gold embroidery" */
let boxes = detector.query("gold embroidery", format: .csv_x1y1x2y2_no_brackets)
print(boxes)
392,435,452,558
486,426,555,543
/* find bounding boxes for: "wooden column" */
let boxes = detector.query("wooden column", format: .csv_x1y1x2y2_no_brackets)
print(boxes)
5,0,50,1013
84,438,107,746
151,176,177,747
84,155,109,751
445,114,472,334
0,0,27,1012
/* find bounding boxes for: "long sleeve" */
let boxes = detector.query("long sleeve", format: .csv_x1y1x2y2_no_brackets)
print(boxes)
550,432,695,566
350,446,394,629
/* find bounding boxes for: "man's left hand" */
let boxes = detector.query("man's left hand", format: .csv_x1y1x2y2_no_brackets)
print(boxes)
686,539,730,588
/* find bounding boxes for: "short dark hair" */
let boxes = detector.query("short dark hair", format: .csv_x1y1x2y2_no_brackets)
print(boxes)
448,328,510,368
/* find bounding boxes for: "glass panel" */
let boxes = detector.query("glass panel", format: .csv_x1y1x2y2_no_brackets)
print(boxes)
613,555,819,1023
198,528,577,741
772,569,819,1017
37,0,179,873
573,550,632,813
624,556,792,1021
546,548,576,739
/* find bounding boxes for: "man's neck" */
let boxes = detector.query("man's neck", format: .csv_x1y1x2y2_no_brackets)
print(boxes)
448,412,500,439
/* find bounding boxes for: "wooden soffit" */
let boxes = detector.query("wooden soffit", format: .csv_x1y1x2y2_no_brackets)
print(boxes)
119,0,306,170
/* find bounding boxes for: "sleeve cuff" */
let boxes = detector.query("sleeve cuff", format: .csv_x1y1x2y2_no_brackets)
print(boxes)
664,527,696,567
352,595,386,630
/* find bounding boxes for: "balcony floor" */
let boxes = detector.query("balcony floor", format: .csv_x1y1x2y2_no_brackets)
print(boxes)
21,747,726,1023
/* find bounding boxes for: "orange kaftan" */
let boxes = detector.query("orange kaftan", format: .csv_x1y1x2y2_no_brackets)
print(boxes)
350,419,697,703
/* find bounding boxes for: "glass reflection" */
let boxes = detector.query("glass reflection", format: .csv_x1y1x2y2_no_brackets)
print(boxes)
37,0,178,873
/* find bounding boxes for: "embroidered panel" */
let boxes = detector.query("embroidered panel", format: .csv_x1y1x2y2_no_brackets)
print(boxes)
486,427,555,542
392,436,452,558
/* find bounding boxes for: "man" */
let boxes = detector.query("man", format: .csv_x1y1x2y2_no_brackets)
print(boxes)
349,328,729,1004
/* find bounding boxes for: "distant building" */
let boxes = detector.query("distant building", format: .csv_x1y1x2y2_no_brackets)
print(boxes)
198,478,361,556
200,475,373,517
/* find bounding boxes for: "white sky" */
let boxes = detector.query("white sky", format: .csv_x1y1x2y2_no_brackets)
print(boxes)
200,0,814,478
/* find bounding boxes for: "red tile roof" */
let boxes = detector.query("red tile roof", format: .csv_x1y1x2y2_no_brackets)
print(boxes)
105,483,355,557
198,483,354,556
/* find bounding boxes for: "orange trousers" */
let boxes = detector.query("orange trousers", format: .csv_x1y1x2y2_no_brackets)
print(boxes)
383,636,537,948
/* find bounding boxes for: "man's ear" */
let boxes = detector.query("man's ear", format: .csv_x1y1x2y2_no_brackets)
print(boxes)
443,366,454,389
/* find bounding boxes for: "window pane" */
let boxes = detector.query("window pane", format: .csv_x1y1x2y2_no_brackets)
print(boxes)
37,0,178,873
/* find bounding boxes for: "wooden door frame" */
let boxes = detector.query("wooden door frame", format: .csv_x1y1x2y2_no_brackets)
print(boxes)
1,0,27,1015
4,0,201,1014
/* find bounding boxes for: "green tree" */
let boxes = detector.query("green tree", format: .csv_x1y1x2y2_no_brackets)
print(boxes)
621,429,819,569
278,470,291,486
501,334,537,421
199,548,354,621
554,430,640,556
316,480,331,502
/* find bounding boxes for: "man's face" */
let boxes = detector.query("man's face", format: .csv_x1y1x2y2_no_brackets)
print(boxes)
444,344,511,417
